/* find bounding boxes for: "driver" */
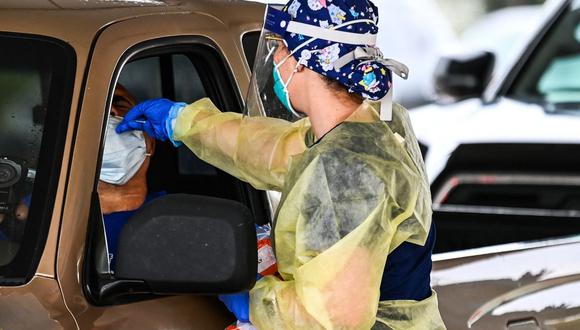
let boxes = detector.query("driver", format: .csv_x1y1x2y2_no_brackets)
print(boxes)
97,84,162,270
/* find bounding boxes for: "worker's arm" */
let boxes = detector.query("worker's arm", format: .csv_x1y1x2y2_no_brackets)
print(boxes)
173,98,310,191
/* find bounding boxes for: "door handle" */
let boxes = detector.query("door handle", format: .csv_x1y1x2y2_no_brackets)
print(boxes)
507,318,540,330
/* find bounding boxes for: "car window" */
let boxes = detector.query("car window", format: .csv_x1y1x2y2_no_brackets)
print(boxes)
118,57,163,102
242,31,260,69
0,34,74,282
537,27,580,104
510,6,580,109
85,40,268,304
93,48,247,276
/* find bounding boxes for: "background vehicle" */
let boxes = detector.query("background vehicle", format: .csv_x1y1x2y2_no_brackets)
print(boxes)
411,0,580,235
418,0,580,328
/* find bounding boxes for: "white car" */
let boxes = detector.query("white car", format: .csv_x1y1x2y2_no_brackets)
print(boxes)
410,0,580,213
459,5,544,75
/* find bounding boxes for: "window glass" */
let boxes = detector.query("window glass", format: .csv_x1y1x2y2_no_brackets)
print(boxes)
242,31,260,69
510,7,580,109
172,54,206,102
118,57,162,103
538,52,580,104
0,34,74,273
99,54,213,272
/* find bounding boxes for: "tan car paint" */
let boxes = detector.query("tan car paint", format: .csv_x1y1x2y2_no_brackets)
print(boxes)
0,1,263,328
0,276,76,329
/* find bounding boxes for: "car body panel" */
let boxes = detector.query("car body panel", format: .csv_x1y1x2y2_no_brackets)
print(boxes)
433,239,580,329
459,5,544,78
0,276,76,329
410,97,580,184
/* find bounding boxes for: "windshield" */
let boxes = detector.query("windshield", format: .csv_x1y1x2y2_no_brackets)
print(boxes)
509,5,580,110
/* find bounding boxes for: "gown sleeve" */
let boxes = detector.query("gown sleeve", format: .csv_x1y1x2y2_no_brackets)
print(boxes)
173,98,310,191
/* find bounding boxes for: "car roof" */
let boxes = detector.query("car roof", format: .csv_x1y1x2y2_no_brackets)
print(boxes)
0,0,265,43
0,0,259,10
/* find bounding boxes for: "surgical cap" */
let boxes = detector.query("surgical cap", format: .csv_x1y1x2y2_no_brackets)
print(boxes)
281,0,392,101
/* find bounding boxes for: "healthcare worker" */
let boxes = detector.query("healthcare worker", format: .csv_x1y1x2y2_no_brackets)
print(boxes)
117,0,445,328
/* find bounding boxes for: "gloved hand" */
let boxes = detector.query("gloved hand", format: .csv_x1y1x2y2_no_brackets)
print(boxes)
219,292,250,323
116,98,186,142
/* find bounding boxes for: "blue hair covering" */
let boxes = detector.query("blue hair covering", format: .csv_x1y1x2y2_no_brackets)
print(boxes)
279,0,392,101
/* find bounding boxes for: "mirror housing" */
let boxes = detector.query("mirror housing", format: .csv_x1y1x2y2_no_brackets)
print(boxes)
115,194,257,295
434,51,495,100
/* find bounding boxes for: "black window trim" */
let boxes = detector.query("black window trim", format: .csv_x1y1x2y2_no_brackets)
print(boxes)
490,0,571,101
0,32,76,285
240,29,261,70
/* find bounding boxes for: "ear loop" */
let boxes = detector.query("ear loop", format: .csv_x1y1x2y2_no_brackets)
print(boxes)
275,50,305,118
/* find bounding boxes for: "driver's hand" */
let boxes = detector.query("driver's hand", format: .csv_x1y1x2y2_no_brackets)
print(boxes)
15,201,28,221
15,195,31,221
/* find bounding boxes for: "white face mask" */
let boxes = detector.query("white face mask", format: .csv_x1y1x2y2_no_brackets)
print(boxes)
100,116,148,185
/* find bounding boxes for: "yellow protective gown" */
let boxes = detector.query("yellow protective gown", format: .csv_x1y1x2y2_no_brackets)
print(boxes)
173,98,445,330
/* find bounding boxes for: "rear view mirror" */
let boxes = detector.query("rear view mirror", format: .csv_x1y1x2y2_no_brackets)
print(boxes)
116,194,257,295
434,51,495,100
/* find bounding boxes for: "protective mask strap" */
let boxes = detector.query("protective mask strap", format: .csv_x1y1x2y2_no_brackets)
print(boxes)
380,87,394,122
284,61,300,89
275,55,305,118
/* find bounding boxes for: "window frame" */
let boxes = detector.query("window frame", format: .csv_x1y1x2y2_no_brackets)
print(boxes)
489,0,571,101
0,32,76,285
82,36,269,306
241,30,261,70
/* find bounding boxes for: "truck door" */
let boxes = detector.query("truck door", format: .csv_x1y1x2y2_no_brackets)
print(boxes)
56,9,265,329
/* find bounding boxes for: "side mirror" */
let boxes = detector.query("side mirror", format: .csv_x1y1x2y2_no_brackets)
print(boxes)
115,194,257,295
434,51,495,100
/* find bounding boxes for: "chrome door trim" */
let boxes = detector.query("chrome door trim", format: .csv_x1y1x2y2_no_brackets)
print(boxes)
433,234,580,262
433,172,580,210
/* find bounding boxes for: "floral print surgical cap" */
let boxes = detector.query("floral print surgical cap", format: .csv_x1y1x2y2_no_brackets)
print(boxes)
282,0,392,101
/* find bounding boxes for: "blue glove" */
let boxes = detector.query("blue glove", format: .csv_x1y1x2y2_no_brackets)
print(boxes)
116,98,186,143
218,292,250,323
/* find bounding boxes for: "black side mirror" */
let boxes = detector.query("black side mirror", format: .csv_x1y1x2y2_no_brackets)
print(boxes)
115,194,257,295
434,51,495,100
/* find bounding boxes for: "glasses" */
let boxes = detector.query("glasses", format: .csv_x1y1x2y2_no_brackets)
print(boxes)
265,35,286,53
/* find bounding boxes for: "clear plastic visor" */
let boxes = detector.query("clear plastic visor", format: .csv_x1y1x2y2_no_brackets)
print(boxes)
243,27,303,122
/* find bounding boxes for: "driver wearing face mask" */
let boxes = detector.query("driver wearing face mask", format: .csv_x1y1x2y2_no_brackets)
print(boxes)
98,84,165,270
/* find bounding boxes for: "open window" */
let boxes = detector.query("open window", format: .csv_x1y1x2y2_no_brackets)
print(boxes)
83,37,268,305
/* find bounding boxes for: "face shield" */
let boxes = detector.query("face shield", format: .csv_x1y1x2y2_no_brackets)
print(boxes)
244,5,305,122
244,3,410,122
